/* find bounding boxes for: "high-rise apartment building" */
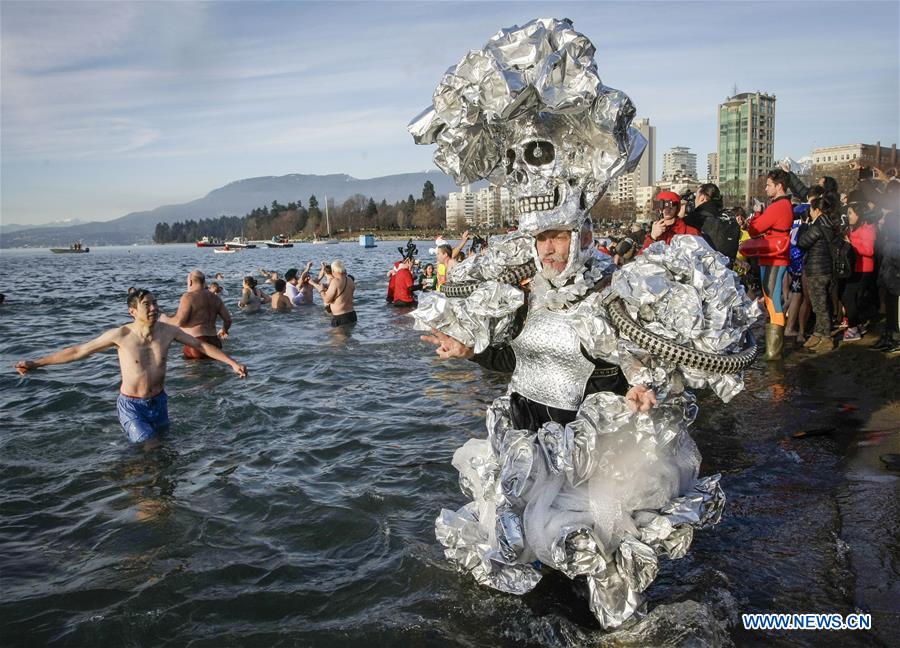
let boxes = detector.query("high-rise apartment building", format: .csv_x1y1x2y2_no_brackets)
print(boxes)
609,117,655,205
717,91,776,206
474,185,513,229
662,146,697,181
447,185,512,231
445,190,475,231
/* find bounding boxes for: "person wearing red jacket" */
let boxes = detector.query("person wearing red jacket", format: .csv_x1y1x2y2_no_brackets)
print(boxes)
392,256,418,307
747,169,794,359
841,194,878,341
640,191,700,251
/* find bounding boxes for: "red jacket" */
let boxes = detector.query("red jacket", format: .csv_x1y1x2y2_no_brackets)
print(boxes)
393,267,416,303
849,222,876,273
641,218,700,251
747,196,793,267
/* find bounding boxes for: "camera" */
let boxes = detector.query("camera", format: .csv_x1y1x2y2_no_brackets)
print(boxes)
680,191,696,215
857,167,875,181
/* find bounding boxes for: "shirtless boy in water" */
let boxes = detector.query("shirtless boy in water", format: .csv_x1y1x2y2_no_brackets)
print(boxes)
161,270,233,359
15,290,247,445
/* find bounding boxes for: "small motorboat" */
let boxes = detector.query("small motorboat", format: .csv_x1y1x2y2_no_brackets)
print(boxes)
226,237,257,249
196,236,224,247
266,235,294,248
359,234,377,248
213,246,237,254
50,242,89,253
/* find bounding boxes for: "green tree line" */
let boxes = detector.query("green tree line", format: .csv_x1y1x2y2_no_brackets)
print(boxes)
153,182,444,243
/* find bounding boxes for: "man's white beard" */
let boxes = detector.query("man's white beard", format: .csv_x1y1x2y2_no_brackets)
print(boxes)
539,264,561,280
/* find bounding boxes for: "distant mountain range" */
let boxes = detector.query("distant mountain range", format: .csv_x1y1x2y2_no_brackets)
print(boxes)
0,171,465,247
1,218,87,233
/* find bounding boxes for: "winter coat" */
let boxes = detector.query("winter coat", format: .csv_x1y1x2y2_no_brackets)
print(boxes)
796,214,835,277
640,218,700,251
848,222,876,273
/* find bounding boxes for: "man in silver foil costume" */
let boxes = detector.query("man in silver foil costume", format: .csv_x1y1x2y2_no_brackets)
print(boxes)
409,18,760,629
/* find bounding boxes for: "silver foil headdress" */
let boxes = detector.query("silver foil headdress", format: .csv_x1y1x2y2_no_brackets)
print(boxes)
408,17,647,237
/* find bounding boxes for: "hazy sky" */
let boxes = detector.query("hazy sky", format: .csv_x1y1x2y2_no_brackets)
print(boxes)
2,0,897,225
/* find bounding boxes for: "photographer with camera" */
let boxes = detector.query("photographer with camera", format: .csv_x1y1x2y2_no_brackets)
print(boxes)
778,160,839,202
683,183,741,263
640,191,700,251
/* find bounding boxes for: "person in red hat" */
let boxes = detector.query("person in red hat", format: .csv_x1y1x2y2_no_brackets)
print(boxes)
640,191,700,251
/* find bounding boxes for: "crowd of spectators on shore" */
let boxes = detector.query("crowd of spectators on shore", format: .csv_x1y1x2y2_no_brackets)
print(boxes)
597,162,899,357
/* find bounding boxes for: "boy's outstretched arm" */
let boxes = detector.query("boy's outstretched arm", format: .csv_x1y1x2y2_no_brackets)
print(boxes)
16,328,119,375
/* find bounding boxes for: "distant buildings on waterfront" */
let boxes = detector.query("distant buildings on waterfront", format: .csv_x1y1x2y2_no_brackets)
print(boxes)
811,142,898,169
609,117,656,208
662,146,697,182
446,184,513,231
444,93,896,230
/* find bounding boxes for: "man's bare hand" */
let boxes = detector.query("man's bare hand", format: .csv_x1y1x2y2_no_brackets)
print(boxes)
625,384,657,413
650,219,667,241
15,360,37,375
232,363,248,378
420,328,474,360
218,328,229,340
779,160,791,172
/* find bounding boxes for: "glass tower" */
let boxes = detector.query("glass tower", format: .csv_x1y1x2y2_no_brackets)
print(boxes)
717,92,776,207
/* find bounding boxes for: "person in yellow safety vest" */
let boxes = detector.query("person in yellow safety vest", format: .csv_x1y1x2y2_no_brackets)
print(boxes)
435,244,452,292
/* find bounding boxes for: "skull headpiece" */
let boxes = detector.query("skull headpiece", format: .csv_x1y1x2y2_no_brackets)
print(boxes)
409,17,646,239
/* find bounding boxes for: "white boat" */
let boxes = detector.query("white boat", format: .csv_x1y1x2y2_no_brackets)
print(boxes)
226,236,257,249
359,234,376,248
213,246,238,254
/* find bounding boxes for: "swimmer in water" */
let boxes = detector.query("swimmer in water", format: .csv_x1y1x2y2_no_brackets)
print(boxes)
15,289,247,447
161,270,233,360
238,276,263,313
270,279,292,312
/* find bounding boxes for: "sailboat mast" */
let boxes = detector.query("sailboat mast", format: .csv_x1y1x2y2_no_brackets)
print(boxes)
324,192,331,236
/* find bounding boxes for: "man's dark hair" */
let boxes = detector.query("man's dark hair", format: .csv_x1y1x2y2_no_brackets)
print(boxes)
766,169,791,192
274,278,287,292
697,183,723,209
127,288,153,309
820,176,838,194
285,268,299,281
807,185,826,201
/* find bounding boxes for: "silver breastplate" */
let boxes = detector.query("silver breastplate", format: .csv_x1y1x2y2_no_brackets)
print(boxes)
509,307,594,411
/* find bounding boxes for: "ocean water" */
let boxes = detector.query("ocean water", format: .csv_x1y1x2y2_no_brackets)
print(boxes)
0,243,896,647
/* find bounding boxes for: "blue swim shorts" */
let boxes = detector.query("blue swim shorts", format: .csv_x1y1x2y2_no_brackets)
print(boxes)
116,391,171,443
